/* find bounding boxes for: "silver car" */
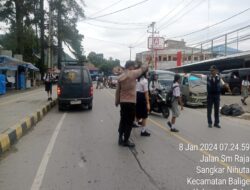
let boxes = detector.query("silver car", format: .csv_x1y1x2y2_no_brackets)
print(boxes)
180,73,207,107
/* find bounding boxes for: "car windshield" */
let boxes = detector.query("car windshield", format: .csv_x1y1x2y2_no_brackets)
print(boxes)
157,73,175,90
62,69,81,84
189,74,206,87
111,76,118,80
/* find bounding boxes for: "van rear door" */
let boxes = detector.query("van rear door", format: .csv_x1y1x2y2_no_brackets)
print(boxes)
60,68,89,99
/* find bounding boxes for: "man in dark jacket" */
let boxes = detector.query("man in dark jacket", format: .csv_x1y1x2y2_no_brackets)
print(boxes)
207,65,221,128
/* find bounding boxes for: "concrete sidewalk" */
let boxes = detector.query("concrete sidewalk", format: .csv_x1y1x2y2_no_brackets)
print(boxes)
0,86,57,154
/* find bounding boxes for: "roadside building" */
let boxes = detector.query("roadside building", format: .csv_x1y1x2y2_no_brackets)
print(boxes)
136,39,213,70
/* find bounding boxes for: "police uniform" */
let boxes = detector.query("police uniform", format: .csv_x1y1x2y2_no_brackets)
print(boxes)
207,74,221,127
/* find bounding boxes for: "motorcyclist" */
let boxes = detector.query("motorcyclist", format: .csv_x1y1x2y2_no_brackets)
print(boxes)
149,74,162,107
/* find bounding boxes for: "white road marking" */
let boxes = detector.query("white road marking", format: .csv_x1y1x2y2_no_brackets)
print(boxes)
30,113,67,190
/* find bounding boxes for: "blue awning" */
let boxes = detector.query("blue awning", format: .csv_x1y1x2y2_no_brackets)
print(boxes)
0,66,17,71
25,63,40,72
0,55,39,71
0,55,23,70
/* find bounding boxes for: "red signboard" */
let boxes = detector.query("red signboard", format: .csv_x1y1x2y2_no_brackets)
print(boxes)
177,51,182,67
148,37,165,50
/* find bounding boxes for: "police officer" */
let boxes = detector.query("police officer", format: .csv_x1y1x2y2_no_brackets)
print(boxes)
207,65,221,128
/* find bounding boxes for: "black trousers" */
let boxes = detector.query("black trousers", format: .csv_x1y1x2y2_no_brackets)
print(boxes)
119,103,136,142
207,95,220,125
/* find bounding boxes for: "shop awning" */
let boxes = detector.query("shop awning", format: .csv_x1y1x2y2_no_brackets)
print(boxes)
25,63,40,72
0,55,39,71
0,55,23,70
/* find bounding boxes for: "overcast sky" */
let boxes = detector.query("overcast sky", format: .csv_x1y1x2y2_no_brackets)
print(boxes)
78,0,250,65
0,0,249,66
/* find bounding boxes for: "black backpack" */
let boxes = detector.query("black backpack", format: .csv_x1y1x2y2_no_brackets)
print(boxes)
166,85,178,107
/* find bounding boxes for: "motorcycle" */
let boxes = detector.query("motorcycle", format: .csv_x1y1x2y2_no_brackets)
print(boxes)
149,88,170,118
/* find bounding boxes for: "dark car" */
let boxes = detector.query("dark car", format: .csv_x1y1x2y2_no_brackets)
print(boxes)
221,68,250,95
57,65,93,111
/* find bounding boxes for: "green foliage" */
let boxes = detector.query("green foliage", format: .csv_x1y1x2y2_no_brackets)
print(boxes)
0,0,37,54
87,51,120,75
53,0,85,59
0,26,40,65
0,0,86,66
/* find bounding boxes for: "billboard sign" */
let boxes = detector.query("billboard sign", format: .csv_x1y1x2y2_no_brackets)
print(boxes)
148,37,165,50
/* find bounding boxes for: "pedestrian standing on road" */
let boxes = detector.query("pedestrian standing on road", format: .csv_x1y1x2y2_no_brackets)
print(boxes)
207,65,221,128
115,60,150,147
167,74,183,132
96,76,100,89
43,68,54,101
241,76,250,105
136,72,151,137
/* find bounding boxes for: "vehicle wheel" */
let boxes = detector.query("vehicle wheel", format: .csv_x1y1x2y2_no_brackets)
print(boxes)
161,105,170,118
88,103,93,110
58,104,65,111
232,87,240,95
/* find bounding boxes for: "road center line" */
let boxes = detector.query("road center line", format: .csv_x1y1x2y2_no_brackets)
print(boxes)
107,89,250,180
30,113,67,190
148,118,250,180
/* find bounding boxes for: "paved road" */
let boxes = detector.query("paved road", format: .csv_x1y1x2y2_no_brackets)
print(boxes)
0,88,250,190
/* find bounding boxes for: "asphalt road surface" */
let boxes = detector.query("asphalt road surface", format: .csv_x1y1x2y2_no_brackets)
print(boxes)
0,88,250,190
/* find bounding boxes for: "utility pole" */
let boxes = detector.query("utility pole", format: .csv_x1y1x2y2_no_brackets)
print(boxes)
48,0,53,69
57,1,62,69
129,45,133,61
40,0,45,72
147,22,158,69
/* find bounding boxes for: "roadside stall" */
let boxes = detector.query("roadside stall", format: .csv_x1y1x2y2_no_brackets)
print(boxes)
0,55,20,92
0,55,40,91
24,63,40,88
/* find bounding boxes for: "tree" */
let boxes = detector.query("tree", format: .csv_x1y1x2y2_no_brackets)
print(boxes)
52,0,85,68
87,51,120,75
0,0,87,74
39,0,45,73
87,52,105,67
0,0,37,54
0,27,38,63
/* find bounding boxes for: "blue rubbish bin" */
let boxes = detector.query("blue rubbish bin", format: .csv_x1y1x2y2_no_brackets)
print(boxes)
18,73,26,89
0,74,6,95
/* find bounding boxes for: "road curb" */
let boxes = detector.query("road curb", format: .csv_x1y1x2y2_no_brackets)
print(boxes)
0,99,57,154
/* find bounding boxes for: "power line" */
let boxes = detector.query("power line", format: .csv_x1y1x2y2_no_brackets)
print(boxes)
83,22,147,30
175,20,250,44
157,0,198,29
89,0,124,17
157,0,186,24
88,0,150,19
159,0,205,30
186,25,250,47
84,18,149,26
130,0,187,49
167,7,250,39
131,0,193,48
132,32,148,46
85,36,128,47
